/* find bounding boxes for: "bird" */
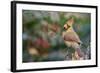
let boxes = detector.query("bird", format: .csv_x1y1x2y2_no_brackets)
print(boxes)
62,17,84,60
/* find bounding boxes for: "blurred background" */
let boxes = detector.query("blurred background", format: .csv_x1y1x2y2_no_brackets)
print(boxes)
22,10,91,62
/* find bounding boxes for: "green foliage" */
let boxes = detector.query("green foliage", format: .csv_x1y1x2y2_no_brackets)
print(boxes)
22,10,91,62
24,19,39,30
59,13,67,26
43,16,53,24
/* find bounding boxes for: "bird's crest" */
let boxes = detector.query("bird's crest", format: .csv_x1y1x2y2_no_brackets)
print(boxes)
66,17,74,27
63,17,74,30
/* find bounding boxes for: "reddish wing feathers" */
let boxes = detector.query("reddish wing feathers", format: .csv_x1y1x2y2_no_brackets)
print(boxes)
64,32,81,44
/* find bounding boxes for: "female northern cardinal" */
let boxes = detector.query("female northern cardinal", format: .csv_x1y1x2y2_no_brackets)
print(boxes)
62,17,84,60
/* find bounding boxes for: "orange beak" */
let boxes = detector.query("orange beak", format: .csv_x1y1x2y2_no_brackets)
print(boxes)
64,24,70,30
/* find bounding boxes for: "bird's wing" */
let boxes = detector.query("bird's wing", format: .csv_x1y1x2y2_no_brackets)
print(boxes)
63,32,82,44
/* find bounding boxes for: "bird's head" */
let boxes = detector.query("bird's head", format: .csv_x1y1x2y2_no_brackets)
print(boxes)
63,17,74,30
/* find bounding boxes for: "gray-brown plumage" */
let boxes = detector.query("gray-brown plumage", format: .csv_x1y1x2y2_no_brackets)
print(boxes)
63,32,82,44
62,17,84,60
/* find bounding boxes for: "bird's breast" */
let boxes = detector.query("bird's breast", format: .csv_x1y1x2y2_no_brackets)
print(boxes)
65,41,80,49
65,41,72,47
